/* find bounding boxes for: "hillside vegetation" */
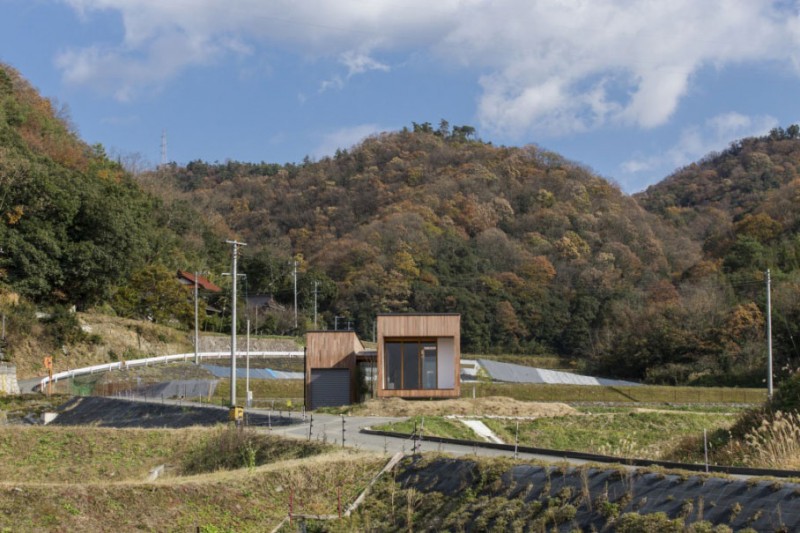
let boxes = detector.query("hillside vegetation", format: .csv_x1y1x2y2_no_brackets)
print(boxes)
2,61,800,387
0,63,230,373
159,124,681,362
154,121,800,386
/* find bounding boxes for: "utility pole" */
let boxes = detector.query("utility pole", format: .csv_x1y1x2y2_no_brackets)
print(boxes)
226,240,247,409
293,260,298,330
313,280,319,329
194,272,200,365
766,269,774,399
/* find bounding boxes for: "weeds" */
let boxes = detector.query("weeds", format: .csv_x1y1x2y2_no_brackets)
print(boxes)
181,426,329,474
743,411,800,469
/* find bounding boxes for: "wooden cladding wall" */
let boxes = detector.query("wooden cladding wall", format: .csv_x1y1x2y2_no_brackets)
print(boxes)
376,314,461,399
305,331,364,406
377,314,460,338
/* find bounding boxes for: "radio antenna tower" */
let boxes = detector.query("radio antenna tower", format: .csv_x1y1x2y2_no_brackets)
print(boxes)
160,129,167,167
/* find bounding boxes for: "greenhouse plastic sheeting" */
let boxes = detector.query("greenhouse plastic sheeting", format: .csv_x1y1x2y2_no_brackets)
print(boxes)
477,359,639,386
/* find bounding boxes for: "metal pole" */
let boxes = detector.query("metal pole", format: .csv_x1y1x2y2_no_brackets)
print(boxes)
766,269,774,399
226,239,247,408
313,280,318,329
246,318,251,408
194,272,200,365
293,260,298,329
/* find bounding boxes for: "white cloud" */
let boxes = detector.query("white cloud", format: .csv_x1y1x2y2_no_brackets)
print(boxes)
320,51,389,92
620,112,779,190
312,124,384,158
340,51,389,77
57,0,800,137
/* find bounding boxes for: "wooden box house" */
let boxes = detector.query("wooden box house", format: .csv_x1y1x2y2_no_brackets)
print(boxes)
305,313,460,409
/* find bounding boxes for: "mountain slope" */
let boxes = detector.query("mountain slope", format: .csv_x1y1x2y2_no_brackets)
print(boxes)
158,126,685,361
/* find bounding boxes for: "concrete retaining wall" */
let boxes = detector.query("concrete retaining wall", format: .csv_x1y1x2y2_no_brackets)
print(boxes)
0,364,20,395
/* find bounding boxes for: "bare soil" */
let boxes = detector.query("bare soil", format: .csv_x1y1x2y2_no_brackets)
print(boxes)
351,396,577,417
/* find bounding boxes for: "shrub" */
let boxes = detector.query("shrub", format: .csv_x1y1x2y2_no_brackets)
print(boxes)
181,426,328,474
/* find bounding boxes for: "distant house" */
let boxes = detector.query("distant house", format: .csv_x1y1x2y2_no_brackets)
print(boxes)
246,294,285,312
304,313,461,409
176,271,222,293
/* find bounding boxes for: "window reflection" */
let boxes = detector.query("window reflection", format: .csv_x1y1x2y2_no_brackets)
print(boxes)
384,339,437,390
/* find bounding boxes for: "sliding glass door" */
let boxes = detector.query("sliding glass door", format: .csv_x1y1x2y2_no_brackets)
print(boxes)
384,339,437,390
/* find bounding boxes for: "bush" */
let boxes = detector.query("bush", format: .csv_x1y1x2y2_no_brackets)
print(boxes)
181,426,328,474
44,305,87,346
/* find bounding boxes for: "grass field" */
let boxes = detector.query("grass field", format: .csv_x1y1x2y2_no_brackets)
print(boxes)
375,406,739,462
212,378,304,408
209,379,765,409
0,424,385,531
462,381,767,404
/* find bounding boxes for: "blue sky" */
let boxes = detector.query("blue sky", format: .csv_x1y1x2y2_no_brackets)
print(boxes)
2,1,800,192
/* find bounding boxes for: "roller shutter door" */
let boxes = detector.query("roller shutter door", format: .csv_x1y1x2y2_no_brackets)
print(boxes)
310,368,351,409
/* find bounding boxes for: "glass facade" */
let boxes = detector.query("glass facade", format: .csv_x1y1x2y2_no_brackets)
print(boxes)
384,339,437,390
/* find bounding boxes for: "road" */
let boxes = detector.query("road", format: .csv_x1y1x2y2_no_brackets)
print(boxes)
260,411,590,464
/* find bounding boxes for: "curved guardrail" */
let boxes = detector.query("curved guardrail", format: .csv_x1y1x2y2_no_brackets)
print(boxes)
37,350,304,391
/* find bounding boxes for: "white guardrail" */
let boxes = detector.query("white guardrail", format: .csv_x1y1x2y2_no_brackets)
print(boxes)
37,351,305,391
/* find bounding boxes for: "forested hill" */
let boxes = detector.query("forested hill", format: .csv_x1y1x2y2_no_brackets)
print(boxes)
157,124,800,385
159,125,689,365
0,63,225,315
631,127,800,384
636,127,800,275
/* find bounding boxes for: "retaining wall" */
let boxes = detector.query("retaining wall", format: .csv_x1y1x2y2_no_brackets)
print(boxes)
0,363,20,395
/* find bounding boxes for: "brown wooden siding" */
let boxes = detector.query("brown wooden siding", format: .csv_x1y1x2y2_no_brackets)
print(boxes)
377,314,460,338
305,331,364,407
376,314,461,399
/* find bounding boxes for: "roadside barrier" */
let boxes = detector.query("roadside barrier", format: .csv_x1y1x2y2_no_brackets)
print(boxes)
36,351,304,391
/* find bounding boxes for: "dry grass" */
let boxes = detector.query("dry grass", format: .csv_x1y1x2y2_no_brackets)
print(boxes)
13,313,192,379
743,411,800,470
0,426,207,483
0,420,387,532
0,451,386,532
342,396,577,417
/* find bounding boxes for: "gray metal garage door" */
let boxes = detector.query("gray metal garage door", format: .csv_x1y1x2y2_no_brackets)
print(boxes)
310,368,351,410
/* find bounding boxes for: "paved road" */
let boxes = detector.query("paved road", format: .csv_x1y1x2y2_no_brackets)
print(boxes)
17,378,41,394
260,411,590,464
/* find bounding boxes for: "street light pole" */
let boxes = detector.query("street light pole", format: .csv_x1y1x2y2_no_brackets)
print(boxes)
293,260,298,330
226,240,247,408
766,268,774,399
313,280,318,329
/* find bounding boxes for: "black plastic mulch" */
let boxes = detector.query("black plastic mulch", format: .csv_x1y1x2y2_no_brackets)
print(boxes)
50,396,299,428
